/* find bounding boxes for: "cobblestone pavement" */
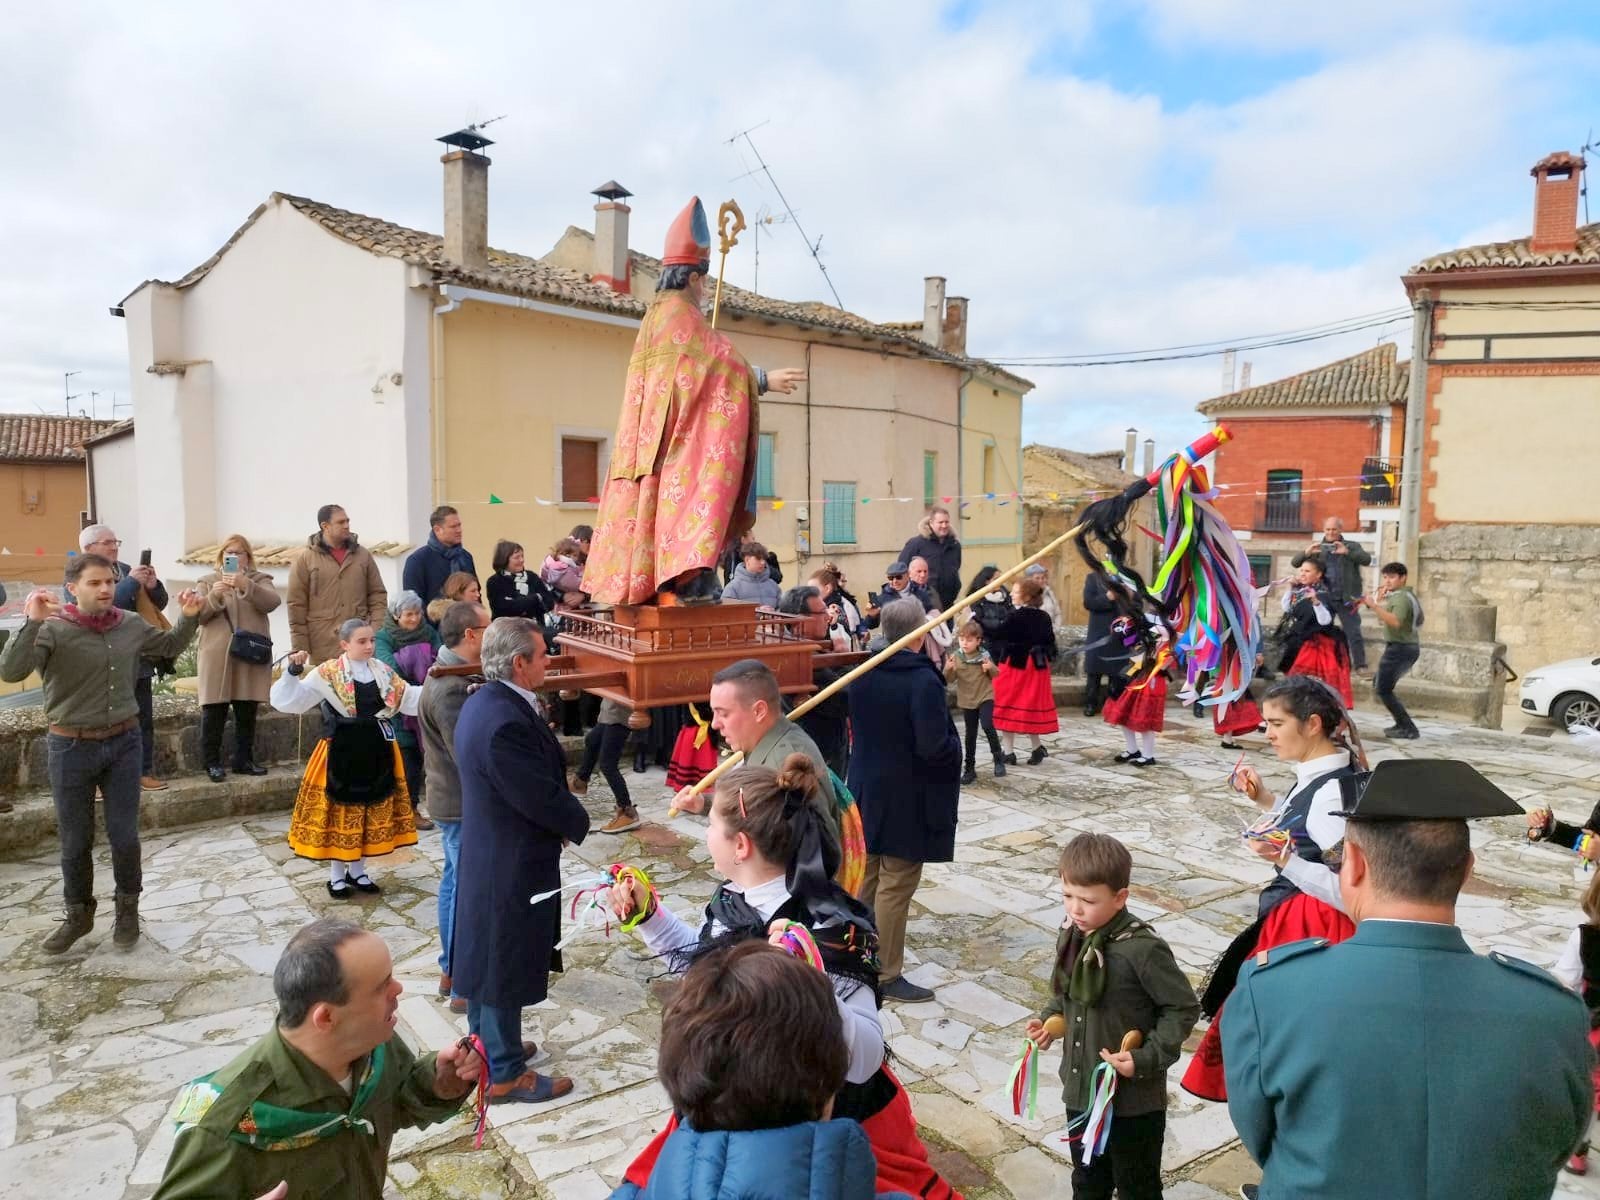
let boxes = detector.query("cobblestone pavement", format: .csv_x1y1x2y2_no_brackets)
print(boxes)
3,704,1599,1199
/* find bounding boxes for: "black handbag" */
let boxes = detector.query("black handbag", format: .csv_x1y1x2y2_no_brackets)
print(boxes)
223,605,273,665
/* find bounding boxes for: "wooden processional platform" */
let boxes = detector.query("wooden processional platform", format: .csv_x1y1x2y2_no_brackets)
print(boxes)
546,601,866,710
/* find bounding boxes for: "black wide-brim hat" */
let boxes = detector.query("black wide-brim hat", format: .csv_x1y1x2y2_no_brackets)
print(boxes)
1335,759,1523,821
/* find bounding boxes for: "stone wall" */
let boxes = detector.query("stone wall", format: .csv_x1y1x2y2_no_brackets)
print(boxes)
1420,524,1600,675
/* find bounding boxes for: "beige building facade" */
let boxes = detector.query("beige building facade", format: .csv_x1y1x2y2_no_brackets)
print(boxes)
114,140,1030,635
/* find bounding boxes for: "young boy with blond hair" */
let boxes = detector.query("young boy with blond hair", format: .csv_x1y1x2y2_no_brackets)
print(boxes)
1025,833,1199,1199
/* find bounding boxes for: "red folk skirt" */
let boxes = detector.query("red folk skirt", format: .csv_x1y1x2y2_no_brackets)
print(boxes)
1181,891,1355,1101
1287,638,1353,707
1213,693,1262,737
993,662,1059,735
1102,674,1167,733
622,1065,962,1199
666,727,719,791
1590,1026,1600,1114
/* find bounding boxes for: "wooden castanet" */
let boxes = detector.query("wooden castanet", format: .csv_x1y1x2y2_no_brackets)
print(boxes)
1040,1015,1143,1053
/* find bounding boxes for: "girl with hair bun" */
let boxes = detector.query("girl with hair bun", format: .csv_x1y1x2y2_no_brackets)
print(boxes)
612,753,961,1200
1182,674,1367,1101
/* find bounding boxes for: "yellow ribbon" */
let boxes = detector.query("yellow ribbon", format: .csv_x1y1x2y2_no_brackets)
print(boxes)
688,702,711,750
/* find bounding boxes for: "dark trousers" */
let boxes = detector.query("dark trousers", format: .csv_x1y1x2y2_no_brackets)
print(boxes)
47,727,144,904
135,674,155,774
1337,604,1367,669
1084,673,1108,714
578,722,632,810
200,700,260,769
1375,642,1421,731
1069,1108,1166,1200
399,742,425,805
468,1001,526,1084
962,701,1003,767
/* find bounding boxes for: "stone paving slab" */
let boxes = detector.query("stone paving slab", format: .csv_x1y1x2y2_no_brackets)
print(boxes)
2,705,1599,1198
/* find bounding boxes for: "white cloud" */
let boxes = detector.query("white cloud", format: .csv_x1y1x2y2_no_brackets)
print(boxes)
0,1,1592,465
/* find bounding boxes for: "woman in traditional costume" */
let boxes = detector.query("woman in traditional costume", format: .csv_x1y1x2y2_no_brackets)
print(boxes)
992,576,1058,764
611,754,962,1199
271,618,422,898
1277,556,1352,706
1103,611,1172,767
1181,675,1363,1101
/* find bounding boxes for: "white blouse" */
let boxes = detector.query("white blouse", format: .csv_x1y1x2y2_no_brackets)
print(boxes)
637,874,885,1085
1269,751,1351,914
269,657,422,718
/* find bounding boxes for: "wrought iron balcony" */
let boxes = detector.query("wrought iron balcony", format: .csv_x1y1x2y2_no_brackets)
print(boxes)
1254,495,1311,532
1360,457,1400,506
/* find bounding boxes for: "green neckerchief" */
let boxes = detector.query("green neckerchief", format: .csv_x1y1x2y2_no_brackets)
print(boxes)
1065,908,1140,1008
172,1044,387,1151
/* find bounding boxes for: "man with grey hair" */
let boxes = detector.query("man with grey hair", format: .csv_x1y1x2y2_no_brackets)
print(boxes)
76,523,171,789
847,597,962,1002
450,618,590,1103
153,918,482,1199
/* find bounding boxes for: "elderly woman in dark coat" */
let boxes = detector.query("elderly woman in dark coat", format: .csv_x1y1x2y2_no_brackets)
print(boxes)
845,598,962,1004
1082,574,1126,717
450,618,591,1105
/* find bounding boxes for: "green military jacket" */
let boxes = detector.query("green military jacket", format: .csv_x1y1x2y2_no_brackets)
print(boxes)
1040,907,1200,1115
153,1029,466,1200
1223,921,1591,1200
748,717,836,809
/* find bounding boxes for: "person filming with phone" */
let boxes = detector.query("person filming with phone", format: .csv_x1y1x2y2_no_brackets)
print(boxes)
73,526,173,791
195,536,281,782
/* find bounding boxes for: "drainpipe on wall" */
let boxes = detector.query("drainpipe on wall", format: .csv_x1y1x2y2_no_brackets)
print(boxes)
1397,296,1433,576
431,288,462,503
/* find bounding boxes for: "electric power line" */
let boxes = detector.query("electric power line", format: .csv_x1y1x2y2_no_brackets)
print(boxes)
993,307,1414,362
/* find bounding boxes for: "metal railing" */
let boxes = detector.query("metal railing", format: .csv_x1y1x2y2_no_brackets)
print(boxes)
1254,495,1311,532
1360,457,1400,506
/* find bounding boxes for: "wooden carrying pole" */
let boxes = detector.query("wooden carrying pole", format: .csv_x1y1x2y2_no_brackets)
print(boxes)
669,516,1094,814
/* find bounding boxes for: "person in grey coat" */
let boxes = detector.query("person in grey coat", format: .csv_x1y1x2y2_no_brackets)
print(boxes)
720,541,781,607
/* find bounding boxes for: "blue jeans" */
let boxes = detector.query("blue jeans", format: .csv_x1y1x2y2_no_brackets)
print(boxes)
468,1001,526,1084
436,820,461,988
47,727,144,904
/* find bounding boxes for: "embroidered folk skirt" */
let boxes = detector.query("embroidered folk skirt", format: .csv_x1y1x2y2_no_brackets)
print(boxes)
1102,673,1167,733
666,726,719,791
1213,693,1263,737
993,661,1059,734
1181,890,1355,1101
1287,637,1353,707
287,738,418,862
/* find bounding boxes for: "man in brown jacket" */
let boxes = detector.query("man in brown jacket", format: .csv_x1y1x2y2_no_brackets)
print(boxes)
286,504,388,665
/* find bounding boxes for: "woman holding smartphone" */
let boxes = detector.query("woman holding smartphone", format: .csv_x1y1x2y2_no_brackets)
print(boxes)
195,535,281,782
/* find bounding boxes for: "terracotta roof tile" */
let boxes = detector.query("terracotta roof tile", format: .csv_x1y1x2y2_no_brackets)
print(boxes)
1195,343,1408,416
1409,220,1600,274
1024,443,1138,489
149,194,1030,390
0,415,118,463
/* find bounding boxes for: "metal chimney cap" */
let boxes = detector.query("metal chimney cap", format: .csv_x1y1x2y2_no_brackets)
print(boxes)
438,127,495,153
591,180,634,201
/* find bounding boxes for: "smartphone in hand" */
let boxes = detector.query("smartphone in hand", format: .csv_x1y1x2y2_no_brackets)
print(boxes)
139,549,153,567
223,553,240,575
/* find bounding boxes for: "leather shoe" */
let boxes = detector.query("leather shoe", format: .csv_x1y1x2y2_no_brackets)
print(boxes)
141,776,167,791
233,761,269,777
206,766,227,783
881,976,935,1003
449,996,468,1014
488,1071,573,1104
599,808,642,834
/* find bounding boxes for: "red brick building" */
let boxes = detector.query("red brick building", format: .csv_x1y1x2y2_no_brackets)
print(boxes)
1195,342,1408,584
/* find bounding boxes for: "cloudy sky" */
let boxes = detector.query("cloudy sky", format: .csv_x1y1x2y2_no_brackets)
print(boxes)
3,1,1595,456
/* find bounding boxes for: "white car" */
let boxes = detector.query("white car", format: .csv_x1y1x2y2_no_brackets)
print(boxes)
1519,656,1600,731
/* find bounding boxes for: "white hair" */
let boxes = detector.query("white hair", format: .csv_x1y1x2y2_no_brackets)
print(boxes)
389,590,423,616
481,617,542,682
79,524,116,551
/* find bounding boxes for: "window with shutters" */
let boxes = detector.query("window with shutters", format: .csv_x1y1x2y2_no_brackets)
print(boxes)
822,481,856,544
923,451,937,509
559,436,603,504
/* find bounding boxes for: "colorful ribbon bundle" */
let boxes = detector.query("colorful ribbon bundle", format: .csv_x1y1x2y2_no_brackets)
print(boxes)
1009,1039,1040,1120
608,863,656,931
770,919,824,971
1061,1030,1143,1167
552,862,657,950
1145,429,1263,711
457,1034,491,1149
1576,832,1594,870
1072,425,1261,711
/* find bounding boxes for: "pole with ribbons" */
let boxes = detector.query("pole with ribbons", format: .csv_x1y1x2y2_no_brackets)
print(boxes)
669,425,1249,815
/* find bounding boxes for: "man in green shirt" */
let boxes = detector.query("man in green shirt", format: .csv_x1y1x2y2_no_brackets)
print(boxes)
154,919,481,1200
0,554,201,951
1357,561,1421,740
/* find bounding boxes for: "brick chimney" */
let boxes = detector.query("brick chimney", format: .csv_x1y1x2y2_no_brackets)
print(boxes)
941,296,969,357
438,128,492,270
922,276,946,345
591,180,634,293
1530,151,1584,254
